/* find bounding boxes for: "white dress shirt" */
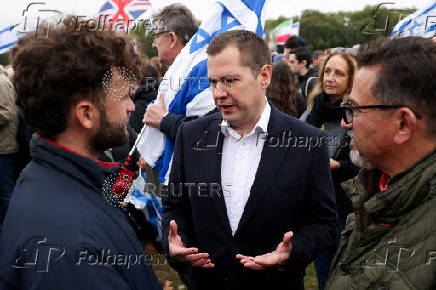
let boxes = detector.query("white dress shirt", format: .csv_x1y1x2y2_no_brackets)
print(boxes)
220,100,271,235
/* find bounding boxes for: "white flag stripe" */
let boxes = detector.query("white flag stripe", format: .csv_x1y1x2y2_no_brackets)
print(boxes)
391,1,436,38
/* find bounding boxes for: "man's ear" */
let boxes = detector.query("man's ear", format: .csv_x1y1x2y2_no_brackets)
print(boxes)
259,64,272,89
73,100,100,130
169,31,177,48
300,60,307,68
393,107,417,145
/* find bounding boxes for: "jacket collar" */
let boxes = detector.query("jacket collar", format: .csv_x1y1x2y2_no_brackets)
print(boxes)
30,135,120,191
343,148,436,227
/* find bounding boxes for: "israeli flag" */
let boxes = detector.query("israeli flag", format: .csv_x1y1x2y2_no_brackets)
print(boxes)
137,0,267,184
125,170,163,241
0,25,18,54
391,1,436,38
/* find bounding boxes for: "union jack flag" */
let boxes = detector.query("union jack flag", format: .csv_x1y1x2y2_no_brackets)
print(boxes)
98,0,152,26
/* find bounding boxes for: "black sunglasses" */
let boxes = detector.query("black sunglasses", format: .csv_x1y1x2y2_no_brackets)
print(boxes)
340,101,422,124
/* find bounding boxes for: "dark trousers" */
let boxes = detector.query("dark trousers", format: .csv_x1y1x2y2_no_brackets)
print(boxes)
0,154,16,224
314,217,346,290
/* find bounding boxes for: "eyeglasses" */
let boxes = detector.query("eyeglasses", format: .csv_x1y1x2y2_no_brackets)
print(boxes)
152,31,169,43
340,101,422,124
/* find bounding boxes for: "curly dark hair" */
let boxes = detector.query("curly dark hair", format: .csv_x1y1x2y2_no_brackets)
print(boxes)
358,37,436,137
266,61,299,117
10,16,144,139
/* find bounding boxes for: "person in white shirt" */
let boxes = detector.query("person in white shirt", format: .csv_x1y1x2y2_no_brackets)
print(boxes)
161,30,337,290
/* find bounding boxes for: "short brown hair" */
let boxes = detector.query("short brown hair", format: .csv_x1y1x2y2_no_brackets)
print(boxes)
206,30,271,75
10,16,144,139
358,37,436,136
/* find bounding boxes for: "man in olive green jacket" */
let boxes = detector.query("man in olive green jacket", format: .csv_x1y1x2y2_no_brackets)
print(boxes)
326,37,436,290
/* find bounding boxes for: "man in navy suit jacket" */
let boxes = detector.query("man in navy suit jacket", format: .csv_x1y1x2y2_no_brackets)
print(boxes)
162,30,337,290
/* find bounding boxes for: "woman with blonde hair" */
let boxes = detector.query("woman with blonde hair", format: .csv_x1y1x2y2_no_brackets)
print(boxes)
305,52,360,290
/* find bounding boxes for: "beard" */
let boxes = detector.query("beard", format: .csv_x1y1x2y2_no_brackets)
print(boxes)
90,107,129,153
347,131,375,169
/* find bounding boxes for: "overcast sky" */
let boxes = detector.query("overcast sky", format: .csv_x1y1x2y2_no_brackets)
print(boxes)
0,0,425,29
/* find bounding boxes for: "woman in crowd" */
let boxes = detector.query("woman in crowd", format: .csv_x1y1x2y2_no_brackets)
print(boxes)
266,60,306,117
305,52,360,290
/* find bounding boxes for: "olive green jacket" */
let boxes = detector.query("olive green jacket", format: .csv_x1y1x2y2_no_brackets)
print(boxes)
0,71,18,155
326,149,436,290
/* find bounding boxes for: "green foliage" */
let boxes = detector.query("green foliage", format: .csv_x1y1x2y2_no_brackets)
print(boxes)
265,15,289,30
0,52,10,65
129,25,157,59
268,5,417,51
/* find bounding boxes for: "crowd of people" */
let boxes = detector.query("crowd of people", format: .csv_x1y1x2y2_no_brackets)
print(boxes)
0,2,435,290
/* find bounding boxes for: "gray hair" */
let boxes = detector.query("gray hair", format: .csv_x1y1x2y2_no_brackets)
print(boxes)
153,3,198,45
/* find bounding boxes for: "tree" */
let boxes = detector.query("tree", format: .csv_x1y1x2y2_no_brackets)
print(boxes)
130,24,157,59
266,5,417,51
0,53,10,66
265,16,289,30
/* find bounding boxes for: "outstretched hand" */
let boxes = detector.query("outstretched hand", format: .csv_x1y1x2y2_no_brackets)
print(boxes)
168,220,215,268
236,231,293,270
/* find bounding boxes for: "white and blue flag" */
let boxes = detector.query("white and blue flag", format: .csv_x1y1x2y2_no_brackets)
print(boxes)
137,0,267,184
125,170,163,241
391,1,436,38
0,25,19,54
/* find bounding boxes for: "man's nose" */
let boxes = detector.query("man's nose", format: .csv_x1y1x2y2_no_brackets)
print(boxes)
127,97,135,112
341,118,352,129
212,82,229,98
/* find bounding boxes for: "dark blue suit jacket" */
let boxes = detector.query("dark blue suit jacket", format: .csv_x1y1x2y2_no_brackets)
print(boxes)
162,104,337,290
0,136,161,290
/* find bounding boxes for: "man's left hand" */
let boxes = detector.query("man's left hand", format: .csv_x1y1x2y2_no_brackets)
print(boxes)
143,94,167,128
236,231,293,270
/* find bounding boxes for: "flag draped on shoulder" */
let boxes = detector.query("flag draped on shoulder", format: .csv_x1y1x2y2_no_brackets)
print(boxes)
137,0,267,184
391,1,436,38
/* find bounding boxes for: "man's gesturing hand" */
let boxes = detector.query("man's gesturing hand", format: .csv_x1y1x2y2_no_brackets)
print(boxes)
143,94,167,128
168,220,215,268
236,231,293,270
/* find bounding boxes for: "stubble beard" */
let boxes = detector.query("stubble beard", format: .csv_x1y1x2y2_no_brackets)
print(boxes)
91,108,129,154
347,131,375,169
